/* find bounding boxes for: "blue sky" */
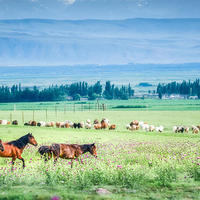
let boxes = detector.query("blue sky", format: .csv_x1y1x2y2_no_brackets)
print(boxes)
0,0,200,19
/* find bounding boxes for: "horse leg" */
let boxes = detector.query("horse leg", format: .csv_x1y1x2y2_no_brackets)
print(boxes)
78,156,83,165
71,159,74,168
48,152,52,161
18,156,25,169
53,155,59,165
44,153,48,162
11,157,16,171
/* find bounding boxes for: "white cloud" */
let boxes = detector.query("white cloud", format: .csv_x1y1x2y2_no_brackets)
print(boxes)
58,0,76,5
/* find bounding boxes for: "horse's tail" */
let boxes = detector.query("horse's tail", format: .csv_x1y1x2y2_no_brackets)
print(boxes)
50,144,60,157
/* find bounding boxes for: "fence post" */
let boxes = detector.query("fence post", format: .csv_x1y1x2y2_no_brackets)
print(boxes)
64,105,66,115
89,103,91,111
46,109,48,121
22,112,24,124
55,105,57,118
102,104,105,111
73,103,75,112
10,113,12,123
33,110,35,121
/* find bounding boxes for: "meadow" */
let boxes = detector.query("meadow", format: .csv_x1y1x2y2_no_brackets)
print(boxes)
0,108,199,200
0,99,200,112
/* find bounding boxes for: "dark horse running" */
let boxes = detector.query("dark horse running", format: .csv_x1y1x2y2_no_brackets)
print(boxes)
0,133,37,169
50,143,97,168
38,145,53,161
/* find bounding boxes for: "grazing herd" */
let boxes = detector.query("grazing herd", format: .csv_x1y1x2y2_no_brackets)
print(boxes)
126,120,164,133
23,118,116,130
0,118,199,134
173,125,200,134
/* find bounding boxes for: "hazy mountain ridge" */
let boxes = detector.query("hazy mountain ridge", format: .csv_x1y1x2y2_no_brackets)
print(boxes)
0,18,200,65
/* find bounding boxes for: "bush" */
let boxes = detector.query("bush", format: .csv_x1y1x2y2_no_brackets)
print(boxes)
112,105,147,109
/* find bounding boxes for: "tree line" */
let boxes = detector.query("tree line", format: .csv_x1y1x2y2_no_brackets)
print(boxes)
157,79,200,99
0,81,134,102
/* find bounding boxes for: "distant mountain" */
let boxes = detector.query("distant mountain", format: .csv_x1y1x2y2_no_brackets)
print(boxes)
0,18,200,66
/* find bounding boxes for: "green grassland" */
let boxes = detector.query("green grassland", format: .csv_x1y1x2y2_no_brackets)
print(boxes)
0,99,200,112
0,109,199,200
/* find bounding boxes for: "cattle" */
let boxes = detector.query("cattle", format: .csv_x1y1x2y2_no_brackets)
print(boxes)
12,120,18,125
79,121,84,128
192,126,199,134
139,121,144,128
31,121,37,126
155,126,164,132
177,126,185,133
94,124,101,130
73,123,82,129
193,127,199,134
129,125,137,131
56,122,61,128
126,124,131,130
65,123,70,128
85,119,92,129
173,126,178,133
0,120,8,125
130,120,139,127
86,119,91,124
85,123,92,129
142,124,150,131
101,120,108,129
109,124,116,130
46,121,55,127
94,119,99,124
37,121,46,127
184,127,190,133
149,125,155,132
68,121,74,128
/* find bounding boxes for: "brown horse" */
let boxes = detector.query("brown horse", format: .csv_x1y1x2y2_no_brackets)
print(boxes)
0,133,38,169
0,140,4,152
51,143,97,168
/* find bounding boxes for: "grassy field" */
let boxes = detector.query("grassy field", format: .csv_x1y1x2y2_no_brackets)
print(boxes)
0,110,199,200
0,99,200,112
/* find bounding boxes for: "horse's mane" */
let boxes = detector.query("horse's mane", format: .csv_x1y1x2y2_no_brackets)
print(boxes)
7,134,30,149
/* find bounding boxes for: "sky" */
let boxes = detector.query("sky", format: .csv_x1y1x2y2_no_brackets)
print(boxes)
0,0,200,20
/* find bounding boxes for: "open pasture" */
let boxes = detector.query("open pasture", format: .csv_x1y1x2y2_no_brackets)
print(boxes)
0,99,200,112
0,110,199,199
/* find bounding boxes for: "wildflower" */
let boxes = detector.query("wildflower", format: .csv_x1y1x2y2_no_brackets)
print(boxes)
117,165,122,169
51,196,60,200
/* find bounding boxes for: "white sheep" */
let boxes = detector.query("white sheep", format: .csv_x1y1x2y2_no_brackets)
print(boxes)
149,125,155,132
1,120,8,125
85,123,92,129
